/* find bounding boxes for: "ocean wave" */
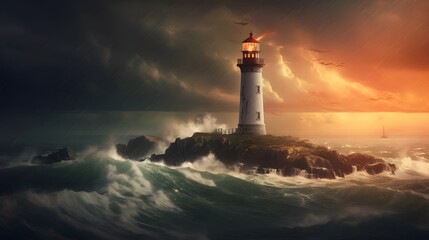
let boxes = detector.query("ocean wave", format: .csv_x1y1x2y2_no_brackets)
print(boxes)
1,146,429,239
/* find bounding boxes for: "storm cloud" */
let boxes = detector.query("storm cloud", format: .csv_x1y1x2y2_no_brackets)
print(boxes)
2,0,429,113
1,1,242,112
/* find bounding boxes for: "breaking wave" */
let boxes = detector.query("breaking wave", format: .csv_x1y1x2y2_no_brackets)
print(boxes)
1,145,429,240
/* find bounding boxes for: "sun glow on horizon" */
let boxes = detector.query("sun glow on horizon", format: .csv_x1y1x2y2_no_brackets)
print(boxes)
264,112,429,137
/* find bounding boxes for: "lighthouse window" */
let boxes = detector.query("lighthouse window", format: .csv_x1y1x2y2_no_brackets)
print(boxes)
256,112,261,120
256,85,260,94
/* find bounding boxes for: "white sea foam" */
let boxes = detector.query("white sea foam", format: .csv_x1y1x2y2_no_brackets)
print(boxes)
107,165,153,196
161,114,226,142
178,169,216,187
394,157,429,178
179,153,229,173
78,143,126,162
287,206,387,228
79,145,180,211
152,190,181,211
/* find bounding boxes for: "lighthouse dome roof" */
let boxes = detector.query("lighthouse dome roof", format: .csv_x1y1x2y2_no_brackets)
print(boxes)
242,32,260,43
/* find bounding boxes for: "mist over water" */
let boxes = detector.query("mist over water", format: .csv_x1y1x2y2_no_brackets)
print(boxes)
1,116,429,239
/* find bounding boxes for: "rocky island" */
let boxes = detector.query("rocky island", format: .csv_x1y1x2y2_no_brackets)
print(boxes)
31,147,76,164
115,31,398,179
118,133,397,179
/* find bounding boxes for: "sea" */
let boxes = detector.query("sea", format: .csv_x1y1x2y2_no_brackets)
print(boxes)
1,132,429,239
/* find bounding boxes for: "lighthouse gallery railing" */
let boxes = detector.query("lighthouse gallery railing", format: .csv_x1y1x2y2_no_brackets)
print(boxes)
237,58,265,65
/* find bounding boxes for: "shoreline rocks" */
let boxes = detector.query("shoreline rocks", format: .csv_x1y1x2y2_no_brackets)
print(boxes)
150,133,397,179
31,147,76,164
116,135,158,160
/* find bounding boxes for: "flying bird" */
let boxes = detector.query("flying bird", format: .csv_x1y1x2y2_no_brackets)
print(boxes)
318,61,344,67
234,21,249,26
314,59,344,67
369,95,393,101
309,48,329,53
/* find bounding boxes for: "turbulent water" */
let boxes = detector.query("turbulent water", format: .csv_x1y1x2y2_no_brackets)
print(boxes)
1,138,429,240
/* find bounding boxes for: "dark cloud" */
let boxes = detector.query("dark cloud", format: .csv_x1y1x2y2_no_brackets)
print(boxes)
0,0,244,113
2,0,334,113
1,0,429,114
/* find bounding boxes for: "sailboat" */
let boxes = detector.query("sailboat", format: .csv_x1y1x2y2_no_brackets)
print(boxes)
381,126,388,138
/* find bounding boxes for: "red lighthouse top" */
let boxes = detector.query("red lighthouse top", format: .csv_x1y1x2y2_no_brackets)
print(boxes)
242,32,260,52
242,32,260,43
237,32,264,67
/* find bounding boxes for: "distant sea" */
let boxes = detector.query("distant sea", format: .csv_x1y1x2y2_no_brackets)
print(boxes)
1,132,429,239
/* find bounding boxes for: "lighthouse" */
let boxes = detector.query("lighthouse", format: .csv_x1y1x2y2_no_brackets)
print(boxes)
236,32,266,135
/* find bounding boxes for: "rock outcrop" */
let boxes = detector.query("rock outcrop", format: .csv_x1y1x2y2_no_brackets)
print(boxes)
116,135,158,160
151,133,396,179
31,147,77,164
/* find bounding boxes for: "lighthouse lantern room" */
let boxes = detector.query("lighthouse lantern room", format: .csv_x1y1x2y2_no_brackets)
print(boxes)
236,33,266,135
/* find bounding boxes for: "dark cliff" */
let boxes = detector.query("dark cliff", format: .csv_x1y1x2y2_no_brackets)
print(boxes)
32,148,77,164
153,133,396,179
116,135,158,160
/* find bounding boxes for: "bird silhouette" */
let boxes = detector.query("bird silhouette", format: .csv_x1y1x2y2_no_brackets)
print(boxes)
309,48,329,53
318,61,344,67
314,59,344,67
234,21,249,26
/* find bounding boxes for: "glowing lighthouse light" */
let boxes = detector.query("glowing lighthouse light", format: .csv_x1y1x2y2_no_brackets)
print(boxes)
236,32,266,135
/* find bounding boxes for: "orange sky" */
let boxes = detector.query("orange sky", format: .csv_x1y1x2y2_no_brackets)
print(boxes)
250,1,429,113
201,1,429,136
208,112,429,137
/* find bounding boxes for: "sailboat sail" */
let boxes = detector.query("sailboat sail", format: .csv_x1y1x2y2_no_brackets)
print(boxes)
382,126,388,138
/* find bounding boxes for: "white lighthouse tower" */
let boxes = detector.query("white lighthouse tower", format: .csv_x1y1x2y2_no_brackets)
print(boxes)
236,32,266,135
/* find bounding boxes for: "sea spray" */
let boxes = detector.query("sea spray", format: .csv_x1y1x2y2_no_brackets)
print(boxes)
1,140,429,239
161,114,227,142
